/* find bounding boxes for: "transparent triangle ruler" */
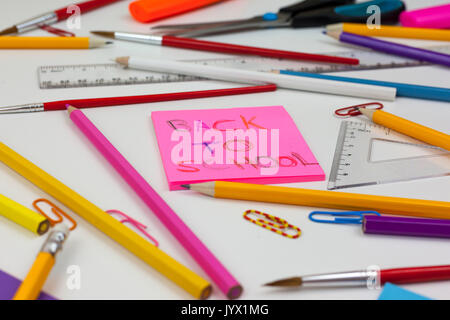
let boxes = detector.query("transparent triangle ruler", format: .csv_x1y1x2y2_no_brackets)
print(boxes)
328,120,450,190
38,45,450,89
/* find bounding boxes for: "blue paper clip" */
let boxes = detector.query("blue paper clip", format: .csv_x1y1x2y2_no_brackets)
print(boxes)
308,211,381,225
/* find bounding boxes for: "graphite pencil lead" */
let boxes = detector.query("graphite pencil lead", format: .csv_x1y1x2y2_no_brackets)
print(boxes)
180,184,191,189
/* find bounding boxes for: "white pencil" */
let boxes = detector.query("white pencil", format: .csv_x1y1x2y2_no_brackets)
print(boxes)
115,56,397,101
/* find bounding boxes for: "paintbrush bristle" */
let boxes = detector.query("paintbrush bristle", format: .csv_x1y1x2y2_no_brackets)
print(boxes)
0,26,18,36
264,277,302,287
90,31,115,39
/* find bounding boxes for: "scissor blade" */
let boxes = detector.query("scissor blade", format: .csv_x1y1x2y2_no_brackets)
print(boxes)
151,16,265,30
169,20,290,37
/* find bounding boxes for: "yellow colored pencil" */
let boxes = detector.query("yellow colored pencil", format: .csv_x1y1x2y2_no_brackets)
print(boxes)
0,37,111,49
13,225,68,300
327,23,450,41
359,108,450,151
183,181,450,219
0,142,211,299
0,193,49,235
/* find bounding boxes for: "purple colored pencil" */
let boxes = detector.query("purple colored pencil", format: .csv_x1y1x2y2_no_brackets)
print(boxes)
363,215,450,239
328,31,450,68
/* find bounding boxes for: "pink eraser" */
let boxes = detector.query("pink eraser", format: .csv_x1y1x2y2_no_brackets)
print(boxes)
400,3,450,29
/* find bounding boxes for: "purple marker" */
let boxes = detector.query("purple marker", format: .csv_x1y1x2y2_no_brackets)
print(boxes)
0,269,56,300
363,215,450,239
327,31,450,68
309,211,450,239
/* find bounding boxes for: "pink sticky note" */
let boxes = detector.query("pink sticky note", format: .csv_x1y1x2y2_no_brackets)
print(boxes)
151,106,325,190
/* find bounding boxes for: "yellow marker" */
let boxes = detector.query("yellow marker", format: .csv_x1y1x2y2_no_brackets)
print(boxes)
359,108,450,151
13,225,69,300
327,23,450,41
0,194,49,235
0,142,211,299
184,181,450,219
0,37,111,49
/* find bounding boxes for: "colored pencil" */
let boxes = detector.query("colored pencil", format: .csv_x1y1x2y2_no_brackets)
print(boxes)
115,56,397,101
359,108,450,151
182,181,450,219
326,31,450,68
0,194,49,235
13,225,69,300
327,23,450,41
0,0,122,35
91,31,359,65
0,84,276,114
264,265,450,288
67,106,242,299
0,141,212,299
278,70,450,102
0,37,111,49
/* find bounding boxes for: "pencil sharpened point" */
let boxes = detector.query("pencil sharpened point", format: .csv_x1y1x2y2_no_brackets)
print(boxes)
180,184,191,189
115,56,130,67
66,105,77,113
90,31,115,39
263,277,302,287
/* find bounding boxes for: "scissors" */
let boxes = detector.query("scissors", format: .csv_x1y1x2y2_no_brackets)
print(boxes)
151,0,405,37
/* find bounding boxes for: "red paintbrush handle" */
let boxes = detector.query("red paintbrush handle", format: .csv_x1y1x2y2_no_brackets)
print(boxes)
55,0,122,20
162,36,359,65
381,265,450,284
43,84,277,111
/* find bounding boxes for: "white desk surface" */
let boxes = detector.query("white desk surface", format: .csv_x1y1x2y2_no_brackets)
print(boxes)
0,0,449,300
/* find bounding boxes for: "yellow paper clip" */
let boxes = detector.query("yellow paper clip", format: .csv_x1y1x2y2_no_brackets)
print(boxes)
243,209,301,239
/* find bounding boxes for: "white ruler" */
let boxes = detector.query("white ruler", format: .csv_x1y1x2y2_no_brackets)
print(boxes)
328,121,450,190
38,45,450,89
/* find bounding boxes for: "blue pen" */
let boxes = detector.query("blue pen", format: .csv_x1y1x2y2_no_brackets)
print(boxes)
279,70,450,102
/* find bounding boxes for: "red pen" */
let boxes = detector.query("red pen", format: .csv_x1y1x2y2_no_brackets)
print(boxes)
265,265,450,288
91,31,360,65
0,84,277,114
0,0,122,36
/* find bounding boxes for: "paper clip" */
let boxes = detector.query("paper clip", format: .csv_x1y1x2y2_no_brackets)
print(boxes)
243,209,301,239
38,25,75,37
309,210,381,225
33,198,77,230
334,102,384,118
106,210,159,247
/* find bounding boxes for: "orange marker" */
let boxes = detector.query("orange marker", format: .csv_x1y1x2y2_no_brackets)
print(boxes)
129,0,225,23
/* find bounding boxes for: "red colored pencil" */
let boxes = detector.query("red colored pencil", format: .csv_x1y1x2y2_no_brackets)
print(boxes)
91,31,360,65
0,0,122,35
0,84,277,114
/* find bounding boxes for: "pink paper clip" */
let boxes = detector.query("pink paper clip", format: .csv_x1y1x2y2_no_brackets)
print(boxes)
38,25,75,37
106,210,159,247
334,102,383,118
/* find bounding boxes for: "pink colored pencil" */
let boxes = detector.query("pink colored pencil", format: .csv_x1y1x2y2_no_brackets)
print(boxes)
67,105,242,299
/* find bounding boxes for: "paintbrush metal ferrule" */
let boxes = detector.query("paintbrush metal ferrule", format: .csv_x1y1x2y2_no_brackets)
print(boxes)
300,270,378,287
0,103,44,114
15,12,58,34
94,31,163,45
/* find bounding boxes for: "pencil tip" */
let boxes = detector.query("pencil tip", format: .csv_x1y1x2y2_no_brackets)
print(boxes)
263,277,302,287
115,56,130,66
180,184,191,189
66,105,77,113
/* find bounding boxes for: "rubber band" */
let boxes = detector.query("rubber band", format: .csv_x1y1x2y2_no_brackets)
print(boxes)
243,209,301,239
33,198,77,231
106,210,159,247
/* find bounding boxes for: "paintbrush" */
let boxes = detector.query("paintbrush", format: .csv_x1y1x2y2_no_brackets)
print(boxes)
264,265,450,288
